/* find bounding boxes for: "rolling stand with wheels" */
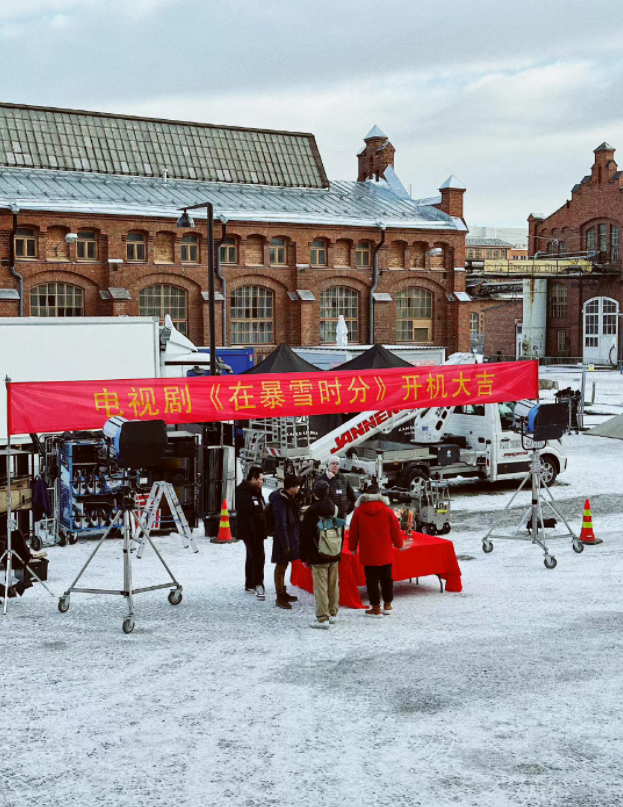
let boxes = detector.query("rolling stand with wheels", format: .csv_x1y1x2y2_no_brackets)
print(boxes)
58,489,187,633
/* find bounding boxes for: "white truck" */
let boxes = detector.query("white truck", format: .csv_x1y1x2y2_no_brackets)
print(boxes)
0,315,216,442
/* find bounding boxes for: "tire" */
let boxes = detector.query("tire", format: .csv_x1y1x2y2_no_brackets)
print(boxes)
122,617,135,634
59,532,68,547
573,541,584,554
482,540,494,554
168,589,183,605
418,523,429,534
58,596,70,613
31,535,43,551
544,555,557,569
404,466,430,491
441,522,452,535
68,532,79,545
539,455,559,487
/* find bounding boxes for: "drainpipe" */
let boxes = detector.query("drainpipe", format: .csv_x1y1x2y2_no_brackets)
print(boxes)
215,215,228,346
369,221,386,344
8,205,23,316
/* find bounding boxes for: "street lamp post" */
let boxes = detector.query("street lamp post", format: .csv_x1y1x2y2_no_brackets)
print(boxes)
176,202,217,377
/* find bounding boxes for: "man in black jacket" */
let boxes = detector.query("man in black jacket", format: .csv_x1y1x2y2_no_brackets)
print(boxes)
300,480,342,630
235,466,267,600
319,458,356,520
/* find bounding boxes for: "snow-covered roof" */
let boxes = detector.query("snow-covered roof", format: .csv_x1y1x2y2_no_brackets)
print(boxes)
0,167,466,231
466,237,514,247
364,125,387,140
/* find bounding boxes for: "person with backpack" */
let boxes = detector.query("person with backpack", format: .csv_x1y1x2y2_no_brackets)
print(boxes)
235,466,267,600
300,479,344,629
268,474,301,610
348,484,403,617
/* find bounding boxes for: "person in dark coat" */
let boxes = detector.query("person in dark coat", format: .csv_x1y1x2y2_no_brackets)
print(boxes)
235,466,267,600
300,479,342,629
269,474,301,610
349,484,403,618
319,458,356,520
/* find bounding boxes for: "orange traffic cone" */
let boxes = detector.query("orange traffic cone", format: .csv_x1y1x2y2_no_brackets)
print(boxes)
580,499,602,545
214,499,234,543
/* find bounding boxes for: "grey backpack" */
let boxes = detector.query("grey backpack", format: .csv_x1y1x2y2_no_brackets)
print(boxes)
316,516,343,561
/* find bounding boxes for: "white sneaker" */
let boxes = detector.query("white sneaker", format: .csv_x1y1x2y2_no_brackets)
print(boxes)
310,620,330,630
244,587,255,595
329,616,337,624
256,585,266,601
31,551,48,560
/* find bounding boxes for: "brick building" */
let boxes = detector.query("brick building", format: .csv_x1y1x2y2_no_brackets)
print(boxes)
527,143,623,363
0,104,471,358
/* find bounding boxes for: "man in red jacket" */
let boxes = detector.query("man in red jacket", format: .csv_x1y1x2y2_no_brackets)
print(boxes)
348,484,403,617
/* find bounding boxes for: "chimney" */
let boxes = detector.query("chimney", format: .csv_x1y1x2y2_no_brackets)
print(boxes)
592,142,617,183
438,175,466,218
357,125,395,182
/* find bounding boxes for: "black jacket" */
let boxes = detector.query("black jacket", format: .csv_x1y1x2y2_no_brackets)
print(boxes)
319,471,356,520
300,498,340,566
269,489,301,564
235,481,266,543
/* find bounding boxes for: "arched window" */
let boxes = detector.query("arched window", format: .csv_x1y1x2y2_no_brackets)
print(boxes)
139,284,188,335
270,237,287,266
355,242,371,268
230,286,274,344
320,287,359,343
15,227,37,258
559,241,567,258
549,283,568,319
586,227,596,252
310,239,328,267
396,287,433,342
30,283,84,317
77,230,97,261
127,232,146,262
181,233,199,263
219,236,237,265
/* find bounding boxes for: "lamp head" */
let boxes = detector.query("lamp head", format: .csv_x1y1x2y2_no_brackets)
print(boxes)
176,210,195,228
429,247,443,257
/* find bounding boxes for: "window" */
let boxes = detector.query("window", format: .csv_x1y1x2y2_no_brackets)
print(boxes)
270,237,287,265
219,237,237,265
467,249,474,258
493,250,500,259
586,227,595,252
310,239,327,267
181,234,199,263
30,283,83,317
612,227,620,261
139,285,187,335
15,227,37,258
559,241,567,258
355,242,371,267
498,402,515,430
599,224,608,254
470,312,481,334
486,249,491,258
396,287,433,342
549,283,568,319
584,298,599,347
557,330,567,352
127,232,146,262
455,404,486,416
475,249,482,258
77,230,97,261
320,287,359,343
603,298,617,334
231,286,274,344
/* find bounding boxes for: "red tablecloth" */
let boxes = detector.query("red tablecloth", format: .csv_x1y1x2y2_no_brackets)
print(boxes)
291,531,462,609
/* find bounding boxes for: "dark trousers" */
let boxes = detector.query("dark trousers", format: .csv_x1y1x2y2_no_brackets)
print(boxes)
364,564,393,606
274,562,289,594
244,538,265,588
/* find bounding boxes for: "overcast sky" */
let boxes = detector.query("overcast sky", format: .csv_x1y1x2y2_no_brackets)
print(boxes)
2,0,623,226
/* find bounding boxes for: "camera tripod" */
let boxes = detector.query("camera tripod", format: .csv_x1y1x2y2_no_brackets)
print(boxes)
481,444,583,569
58,487,187,633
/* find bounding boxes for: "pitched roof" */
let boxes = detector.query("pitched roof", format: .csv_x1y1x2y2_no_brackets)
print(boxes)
0,102,328,189
336,344,412,371
0,167,466,231
364,125,388,140
243,343,319,374
465,237,514,247
439,175,465,190
594,142,615,152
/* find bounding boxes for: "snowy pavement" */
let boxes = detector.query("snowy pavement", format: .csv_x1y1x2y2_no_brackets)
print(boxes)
3,430,623,807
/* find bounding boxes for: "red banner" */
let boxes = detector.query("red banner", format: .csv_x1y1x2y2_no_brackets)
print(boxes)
7,361,538,436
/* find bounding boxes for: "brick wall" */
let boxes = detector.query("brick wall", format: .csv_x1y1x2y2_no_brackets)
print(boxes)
483,300,522,357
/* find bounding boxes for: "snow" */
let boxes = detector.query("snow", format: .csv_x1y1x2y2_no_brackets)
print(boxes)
4,432,623,807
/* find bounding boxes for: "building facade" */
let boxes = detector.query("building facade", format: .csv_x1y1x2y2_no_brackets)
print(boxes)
0,104,472,358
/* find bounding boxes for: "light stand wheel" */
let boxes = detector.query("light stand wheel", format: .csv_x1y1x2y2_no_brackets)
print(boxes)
122,616,135,634
544,555,557,569
482,540,494,554
573,540,584,554
59,532,68,547
168,589,183,605
31,535,43,551
58,596,70,613
68,532,79,545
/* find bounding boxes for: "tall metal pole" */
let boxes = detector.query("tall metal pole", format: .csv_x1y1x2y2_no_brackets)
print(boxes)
4,376,12,614
206,202,216,378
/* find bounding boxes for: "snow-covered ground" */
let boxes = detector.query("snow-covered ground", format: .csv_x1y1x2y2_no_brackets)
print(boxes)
4,429,623,807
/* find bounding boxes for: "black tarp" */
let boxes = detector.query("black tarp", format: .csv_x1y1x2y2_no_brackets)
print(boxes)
242,343,341,445
336,343,413,371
